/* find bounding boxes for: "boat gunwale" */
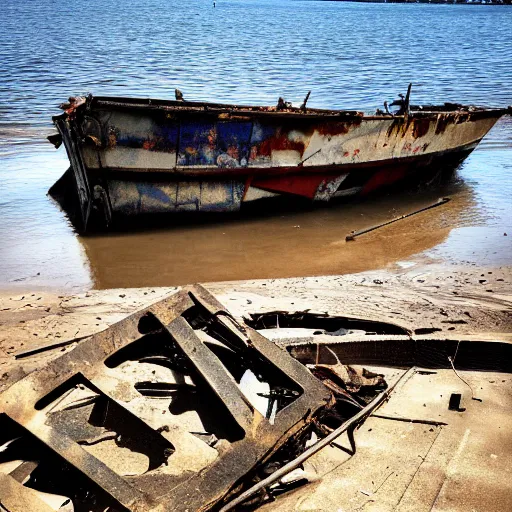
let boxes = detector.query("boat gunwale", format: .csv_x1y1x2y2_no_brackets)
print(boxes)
52,95,511,123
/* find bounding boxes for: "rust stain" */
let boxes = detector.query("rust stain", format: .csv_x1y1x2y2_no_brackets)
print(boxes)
435,114,451,135
254,130,306,158
316,122,349,137
412,118,431,139
386,118,404,138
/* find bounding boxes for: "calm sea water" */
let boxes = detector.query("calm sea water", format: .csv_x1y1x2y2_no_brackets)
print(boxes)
1,0,511,290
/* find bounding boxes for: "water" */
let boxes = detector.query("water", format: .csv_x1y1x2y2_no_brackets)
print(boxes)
1,0,511,291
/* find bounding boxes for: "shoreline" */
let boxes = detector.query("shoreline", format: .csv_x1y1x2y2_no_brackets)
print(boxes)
320,0,512,5
1,261,510,392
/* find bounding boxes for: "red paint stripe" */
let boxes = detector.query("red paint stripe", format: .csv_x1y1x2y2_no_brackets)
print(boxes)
252,174,340,199
361,167,407,195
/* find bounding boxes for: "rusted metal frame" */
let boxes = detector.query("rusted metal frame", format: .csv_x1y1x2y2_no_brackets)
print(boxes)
184,286,334,424
164,316,255,429
0,286,333,511
1,381,146,509
0,291,188,407
245,329,334,424
0,292,194,508
159,391,331,508
154,286,332,510
170,408,322,511
153,286,332,511
0,473,57,512
188,288,250,347
188,286,334,407
19,420,144,509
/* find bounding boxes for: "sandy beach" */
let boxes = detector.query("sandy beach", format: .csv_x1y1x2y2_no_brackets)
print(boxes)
2,261,510,391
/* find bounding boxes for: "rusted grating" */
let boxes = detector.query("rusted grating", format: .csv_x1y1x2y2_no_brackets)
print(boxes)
0,285,332,511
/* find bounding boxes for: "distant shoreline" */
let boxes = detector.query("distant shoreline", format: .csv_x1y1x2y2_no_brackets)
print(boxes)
320,0,511,4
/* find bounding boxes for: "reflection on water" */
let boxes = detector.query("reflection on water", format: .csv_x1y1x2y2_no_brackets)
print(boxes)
80,179,473,289
1,0,511,290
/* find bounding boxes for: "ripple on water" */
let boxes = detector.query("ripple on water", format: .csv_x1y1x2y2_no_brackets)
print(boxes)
0,0,511,290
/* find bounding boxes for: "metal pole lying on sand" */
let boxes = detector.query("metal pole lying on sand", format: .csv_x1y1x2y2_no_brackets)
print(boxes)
345,197,451,241
220,367,416,512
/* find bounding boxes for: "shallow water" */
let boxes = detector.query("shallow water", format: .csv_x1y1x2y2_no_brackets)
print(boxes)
1,0,511,290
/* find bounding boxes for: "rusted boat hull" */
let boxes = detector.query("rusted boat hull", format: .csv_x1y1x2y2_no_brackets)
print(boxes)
49,95,509,231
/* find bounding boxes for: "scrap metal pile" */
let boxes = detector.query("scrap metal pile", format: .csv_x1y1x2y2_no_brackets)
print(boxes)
0,286,387,512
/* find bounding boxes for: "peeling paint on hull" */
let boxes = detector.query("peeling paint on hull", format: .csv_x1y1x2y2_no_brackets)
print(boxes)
50,95,510,231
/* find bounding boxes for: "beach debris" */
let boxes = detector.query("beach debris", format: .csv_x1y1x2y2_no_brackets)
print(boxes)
219,368,412,512
311,361,387,395
246,310,409,336
346,197,451,241
0,285,342,512
14,335,89,359
448,392,465,412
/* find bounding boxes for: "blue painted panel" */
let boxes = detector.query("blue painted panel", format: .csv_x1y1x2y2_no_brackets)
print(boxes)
178,119,217,166
216,121,252,168
114,120,179,152
108,179,245,214
153,122,179,152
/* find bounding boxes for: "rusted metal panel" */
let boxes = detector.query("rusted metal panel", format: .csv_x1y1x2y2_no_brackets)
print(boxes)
53,116,92,231
0,285,332,512
0,473,57,512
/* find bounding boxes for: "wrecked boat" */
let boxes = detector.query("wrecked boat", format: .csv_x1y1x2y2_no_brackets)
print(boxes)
48,86,511,231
